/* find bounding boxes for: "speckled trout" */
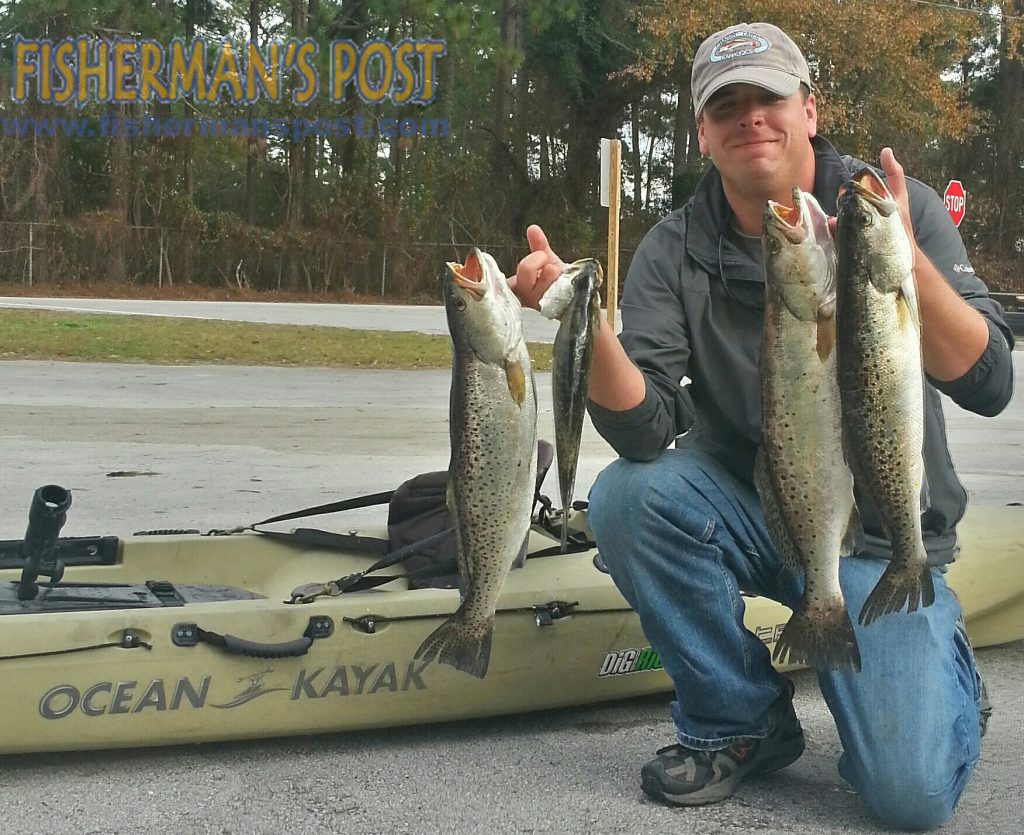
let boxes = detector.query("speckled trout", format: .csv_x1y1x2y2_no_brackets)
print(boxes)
414,248,537,678
552,258,603,552
757,188,863,671
835,170,934,627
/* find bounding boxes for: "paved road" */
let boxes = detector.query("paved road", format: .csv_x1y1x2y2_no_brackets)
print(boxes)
0,296,566,343
0,358,1021,834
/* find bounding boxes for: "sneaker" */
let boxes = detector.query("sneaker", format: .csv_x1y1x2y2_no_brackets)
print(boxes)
641,684,805,806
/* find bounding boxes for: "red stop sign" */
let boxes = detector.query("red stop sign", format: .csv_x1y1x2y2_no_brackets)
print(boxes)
944,180,966,227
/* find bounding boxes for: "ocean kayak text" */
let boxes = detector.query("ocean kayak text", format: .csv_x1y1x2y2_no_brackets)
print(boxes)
38,660,431,719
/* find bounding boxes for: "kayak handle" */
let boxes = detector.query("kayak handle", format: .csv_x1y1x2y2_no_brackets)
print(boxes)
172,617,334,658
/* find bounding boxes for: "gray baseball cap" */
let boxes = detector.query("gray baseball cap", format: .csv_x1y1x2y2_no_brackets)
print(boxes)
691,22,811,117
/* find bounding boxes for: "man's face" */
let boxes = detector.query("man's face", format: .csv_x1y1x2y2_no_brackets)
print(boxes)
697,83,817,192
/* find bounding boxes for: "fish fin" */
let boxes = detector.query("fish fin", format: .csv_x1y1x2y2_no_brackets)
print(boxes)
772,598,861,672
447,482,473,589
512,531,530,569
754,446,802,571
858,559,936,626
897,275,922,334
589,296,603,336
840,502,865,557
818,290,836,320
919,463,932,514
505,359,527,406
840,415,863,479
414,607,494,679
816,301,837,363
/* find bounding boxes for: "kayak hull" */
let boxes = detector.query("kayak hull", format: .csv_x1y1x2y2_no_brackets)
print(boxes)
2,506,1021,755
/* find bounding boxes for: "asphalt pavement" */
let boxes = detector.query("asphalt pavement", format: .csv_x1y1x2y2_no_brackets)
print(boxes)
0,296,565,342
0,300,1021,834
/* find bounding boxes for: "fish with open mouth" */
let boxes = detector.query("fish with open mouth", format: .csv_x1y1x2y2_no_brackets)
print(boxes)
757,188,863,671
835,169,933,627
414,248,538,678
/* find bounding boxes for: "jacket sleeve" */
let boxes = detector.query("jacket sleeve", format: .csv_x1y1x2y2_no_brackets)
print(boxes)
909,178,1015,417
587,213,697,461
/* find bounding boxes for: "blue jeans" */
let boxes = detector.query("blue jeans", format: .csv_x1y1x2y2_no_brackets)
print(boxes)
589,449,981,831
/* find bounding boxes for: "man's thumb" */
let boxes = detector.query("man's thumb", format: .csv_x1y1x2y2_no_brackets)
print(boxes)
526,224,551,255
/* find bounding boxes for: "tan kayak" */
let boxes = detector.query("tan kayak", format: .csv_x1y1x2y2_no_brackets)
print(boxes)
1,505,1021,755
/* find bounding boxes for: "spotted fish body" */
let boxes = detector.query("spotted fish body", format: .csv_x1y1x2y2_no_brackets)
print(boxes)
414,248,537,678
757,189,862,672
835,170,934,626
552,259,603,551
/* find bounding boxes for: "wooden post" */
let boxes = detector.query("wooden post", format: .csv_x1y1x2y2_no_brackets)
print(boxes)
606,140,621,330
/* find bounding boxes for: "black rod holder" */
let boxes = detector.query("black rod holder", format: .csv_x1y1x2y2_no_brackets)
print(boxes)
16,485,72,601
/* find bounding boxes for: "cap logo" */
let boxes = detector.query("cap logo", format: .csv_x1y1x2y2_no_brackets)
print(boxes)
709,32,771,63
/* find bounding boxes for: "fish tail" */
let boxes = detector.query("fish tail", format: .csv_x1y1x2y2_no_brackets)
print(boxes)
414,607,494,679
772,599,862,672
858,558,936,627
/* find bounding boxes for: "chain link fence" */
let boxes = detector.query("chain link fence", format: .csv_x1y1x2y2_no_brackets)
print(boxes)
0,220,637,302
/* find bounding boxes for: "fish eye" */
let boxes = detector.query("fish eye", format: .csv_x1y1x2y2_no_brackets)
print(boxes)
767,237,781,255
857,211,873,227
454,297,467,311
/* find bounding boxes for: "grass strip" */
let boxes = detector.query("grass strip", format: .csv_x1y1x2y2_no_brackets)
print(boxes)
0,309,555,371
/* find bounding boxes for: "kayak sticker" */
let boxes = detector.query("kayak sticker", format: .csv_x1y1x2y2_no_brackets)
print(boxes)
598,646,663,677
291,660,430,699
211,667,289,709
39,677,213,719
599,626,789,677
38,659,431,719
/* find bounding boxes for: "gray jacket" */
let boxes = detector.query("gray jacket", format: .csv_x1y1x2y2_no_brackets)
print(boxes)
588,136,1015,565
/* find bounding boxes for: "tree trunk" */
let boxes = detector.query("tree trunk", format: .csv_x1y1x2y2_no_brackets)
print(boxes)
107,20,129,283
184,0,196,202
540,126,550,180
512,8,528,182
339,4,369,181
28,117,52,284
993,2,1024,255
672,63,690,180
631,99,642,215
644,131,656,213
493,0,516,151
672,61,699,209
246,0,260,225
302,0,319,225
283,0,306,290
440,40,457,157
563,106,622,215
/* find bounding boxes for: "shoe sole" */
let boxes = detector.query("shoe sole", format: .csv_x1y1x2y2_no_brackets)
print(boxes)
641,737,806,807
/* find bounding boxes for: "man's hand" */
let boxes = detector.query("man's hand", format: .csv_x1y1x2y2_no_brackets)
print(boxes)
512,224,647,412
878,148,990,380
511,225,565,310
